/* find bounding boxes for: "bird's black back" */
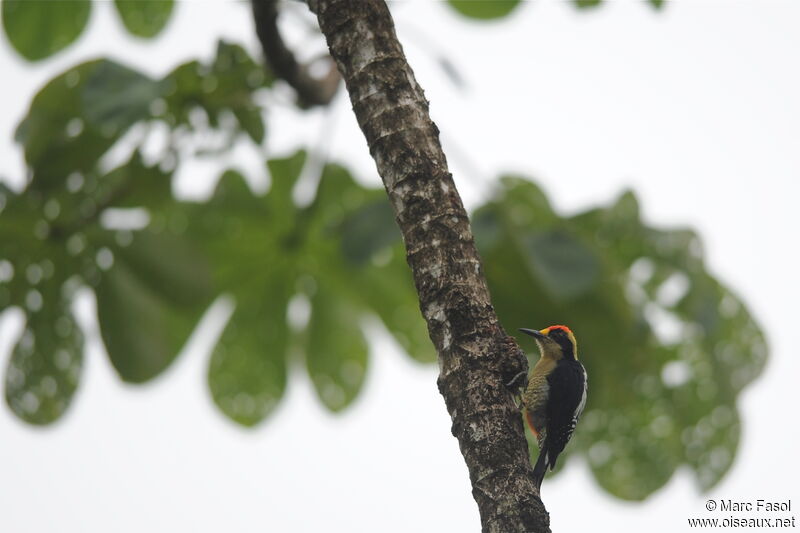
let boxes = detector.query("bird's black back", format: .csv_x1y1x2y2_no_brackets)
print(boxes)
544,358,587,470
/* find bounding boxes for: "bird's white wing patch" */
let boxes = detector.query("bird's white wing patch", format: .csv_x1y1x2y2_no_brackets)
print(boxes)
574,368,588,420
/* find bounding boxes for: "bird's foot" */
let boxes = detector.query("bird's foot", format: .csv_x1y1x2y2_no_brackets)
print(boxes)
505,371,527,408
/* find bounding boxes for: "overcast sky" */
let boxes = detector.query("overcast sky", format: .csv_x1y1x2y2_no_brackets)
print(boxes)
1,1,799,531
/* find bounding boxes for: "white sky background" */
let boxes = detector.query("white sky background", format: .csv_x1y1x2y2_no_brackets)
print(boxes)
1,1,799,531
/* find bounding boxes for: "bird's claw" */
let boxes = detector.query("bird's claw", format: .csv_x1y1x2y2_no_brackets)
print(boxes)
506,370,527,409
506,370,527,389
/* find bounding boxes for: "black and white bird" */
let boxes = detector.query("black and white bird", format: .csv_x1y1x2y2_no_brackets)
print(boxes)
519,325,588,491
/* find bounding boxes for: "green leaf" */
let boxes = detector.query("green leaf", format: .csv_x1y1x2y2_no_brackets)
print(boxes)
99,152,173,209
16,61,117,190
447,0,521,20
190,164,298,426
2,0,90,61
0,183,91,309
113,0,174,39
198,170,282,276
15,59,161,191
16,43,270,194
334,195,433,362
208,292,289,427
574,0,603,8
1,184,90,427
358,245,435,363
82,61,163,133
232,106,265,144
212,40,274,90
578,402,681,500
524,229,600,301
339,200,399,266
95,230,212,382
162,40,272,137
267,150,306,207
306,286,368,413
315,164,434,366
5,301,83,425
312,163,433,362
648,0,666,9
197,156,415,422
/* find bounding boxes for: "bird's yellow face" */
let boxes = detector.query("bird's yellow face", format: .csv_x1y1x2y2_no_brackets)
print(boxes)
519,324,578,360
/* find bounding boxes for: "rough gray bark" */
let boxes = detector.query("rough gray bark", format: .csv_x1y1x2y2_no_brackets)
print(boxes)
312,1,551,531
251,0,340,106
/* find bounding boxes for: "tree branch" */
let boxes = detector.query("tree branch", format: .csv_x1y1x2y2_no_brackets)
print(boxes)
312,1,550,531
251,0,340,107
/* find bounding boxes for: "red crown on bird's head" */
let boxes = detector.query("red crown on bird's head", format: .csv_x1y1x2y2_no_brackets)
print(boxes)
542,325,572,335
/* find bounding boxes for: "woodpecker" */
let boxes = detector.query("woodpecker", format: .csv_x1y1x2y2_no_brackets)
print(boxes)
519,325,587,491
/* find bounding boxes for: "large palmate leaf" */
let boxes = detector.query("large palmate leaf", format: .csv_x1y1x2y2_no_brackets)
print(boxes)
194,153,429,424
472,178,767,499
3,42,273,420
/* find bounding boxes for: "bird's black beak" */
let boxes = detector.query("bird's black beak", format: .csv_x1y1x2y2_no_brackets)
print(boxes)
519,328,545,339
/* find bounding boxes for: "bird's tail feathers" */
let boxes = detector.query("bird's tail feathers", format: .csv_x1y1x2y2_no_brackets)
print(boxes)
532,449,549,491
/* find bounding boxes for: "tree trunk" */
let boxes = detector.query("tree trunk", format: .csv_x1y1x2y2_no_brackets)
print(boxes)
312,1,550,531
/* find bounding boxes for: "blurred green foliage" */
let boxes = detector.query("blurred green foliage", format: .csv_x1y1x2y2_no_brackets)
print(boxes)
0,42,431,429
0,0,763,502
473,179,766,499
